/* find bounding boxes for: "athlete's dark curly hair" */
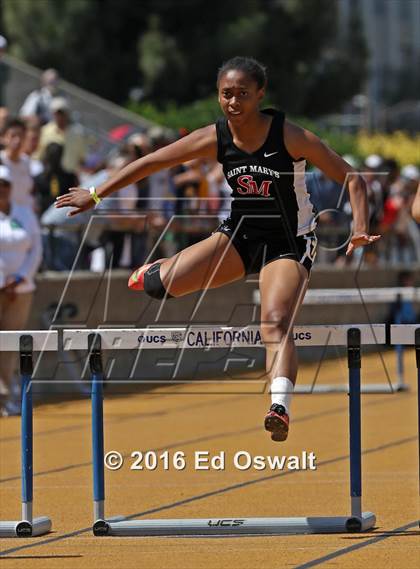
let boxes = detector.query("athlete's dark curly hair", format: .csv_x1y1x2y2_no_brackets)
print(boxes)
217,56,267,90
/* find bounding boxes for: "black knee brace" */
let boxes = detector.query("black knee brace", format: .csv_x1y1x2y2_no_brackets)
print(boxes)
143,263,173,299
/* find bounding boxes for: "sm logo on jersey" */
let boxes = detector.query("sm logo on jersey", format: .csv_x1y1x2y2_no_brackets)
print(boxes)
237,175,272,197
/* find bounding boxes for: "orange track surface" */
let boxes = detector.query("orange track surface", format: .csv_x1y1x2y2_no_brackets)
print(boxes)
0,350,419,568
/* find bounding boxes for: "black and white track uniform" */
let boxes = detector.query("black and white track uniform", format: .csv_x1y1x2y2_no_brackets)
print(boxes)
215,108,317,274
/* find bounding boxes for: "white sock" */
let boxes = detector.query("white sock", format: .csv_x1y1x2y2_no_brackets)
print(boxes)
270,377,294,416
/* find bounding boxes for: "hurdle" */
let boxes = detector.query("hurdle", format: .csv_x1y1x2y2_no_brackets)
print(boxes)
0,332,55,538
253,287,420,393
63,324,383,536
390,324,420,528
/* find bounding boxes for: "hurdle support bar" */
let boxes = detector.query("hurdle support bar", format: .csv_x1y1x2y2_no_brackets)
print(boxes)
89,333,105,523
88,334,125,528
0,334,52,537
93,513,376,537
81,325,378,536
348,328,362,518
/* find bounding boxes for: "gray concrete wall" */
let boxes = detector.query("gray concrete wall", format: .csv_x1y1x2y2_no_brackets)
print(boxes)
29,265,420,330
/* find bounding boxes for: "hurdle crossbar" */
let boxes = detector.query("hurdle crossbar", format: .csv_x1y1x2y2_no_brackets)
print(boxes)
0,332,55,537
253,287,420,306
63,324,385,350
61,325,382,536
63,324,388,393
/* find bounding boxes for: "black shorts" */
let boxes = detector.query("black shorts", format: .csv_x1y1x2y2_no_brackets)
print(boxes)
214,218,317,275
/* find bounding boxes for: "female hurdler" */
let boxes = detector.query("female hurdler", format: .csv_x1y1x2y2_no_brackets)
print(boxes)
55,57,380,442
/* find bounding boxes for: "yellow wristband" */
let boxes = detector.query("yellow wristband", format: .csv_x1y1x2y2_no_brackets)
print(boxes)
89,186,102,205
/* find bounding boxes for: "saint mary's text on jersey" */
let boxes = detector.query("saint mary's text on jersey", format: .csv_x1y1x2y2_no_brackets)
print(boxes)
226,165,281,179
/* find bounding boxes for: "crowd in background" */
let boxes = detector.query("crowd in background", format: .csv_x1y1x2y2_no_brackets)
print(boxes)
0,66,419,281
0,67,419,277
309,155,420,265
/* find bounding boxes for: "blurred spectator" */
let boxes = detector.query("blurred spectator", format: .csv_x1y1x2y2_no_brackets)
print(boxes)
0,117,34,207
149,127,173,212
102,155,139,268
306,168,343,213
365,160,419,264
172,160,202,216
145,127,177,256
22,121,44,177
40,199,93,271
0,35,9,107
36,97,86,177
124,133,151,211
171,158,219,247
124,133,151,266
363,154,386,230
401,164,419,187
206,161,223,208
19,68,62,125
148,127,173,212
78,152,143,270
34,143,78,214
207,161,232,221
382,158,400,198
303,153,419,266
387,271,418,327
127,132,151,158
0,165,42,416
305,167,349,264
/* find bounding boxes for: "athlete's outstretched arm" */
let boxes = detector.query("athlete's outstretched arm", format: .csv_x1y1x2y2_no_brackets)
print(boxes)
55,125,217,216
284,120,381,255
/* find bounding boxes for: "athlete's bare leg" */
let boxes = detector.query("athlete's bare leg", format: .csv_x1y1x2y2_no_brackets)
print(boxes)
159,232,245,296
131,232,245,297
259,258,309,441
259,258,309,384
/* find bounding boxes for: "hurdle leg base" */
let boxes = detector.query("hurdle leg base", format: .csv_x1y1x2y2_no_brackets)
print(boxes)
93,519,110,537
0,516,52,538
93,515,127,536
96,513,376,537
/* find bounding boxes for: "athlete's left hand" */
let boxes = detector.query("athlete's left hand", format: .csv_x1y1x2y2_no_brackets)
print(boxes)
346,232,381,255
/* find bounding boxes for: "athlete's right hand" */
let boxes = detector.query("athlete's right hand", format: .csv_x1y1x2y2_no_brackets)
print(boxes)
55,187,96,216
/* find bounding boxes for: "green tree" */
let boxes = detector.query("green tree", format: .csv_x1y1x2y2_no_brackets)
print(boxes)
2,0,367,116
2,0,145,102
297,1,368,116
135,0,367,116
138,15,186,99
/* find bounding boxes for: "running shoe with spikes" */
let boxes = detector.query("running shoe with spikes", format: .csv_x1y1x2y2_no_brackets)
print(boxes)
128,263,153,291
264,403,289,442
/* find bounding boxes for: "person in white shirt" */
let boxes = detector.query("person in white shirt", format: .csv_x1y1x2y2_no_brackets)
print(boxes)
19,68,62,125
36,98,86,176
22,121,44,178
0,117,34,208
0,165,42,415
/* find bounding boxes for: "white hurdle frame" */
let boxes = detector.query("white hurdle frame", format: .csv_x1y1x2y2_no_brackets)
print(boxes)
253,287,420,393
63,324,384,536
0,331,55,538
